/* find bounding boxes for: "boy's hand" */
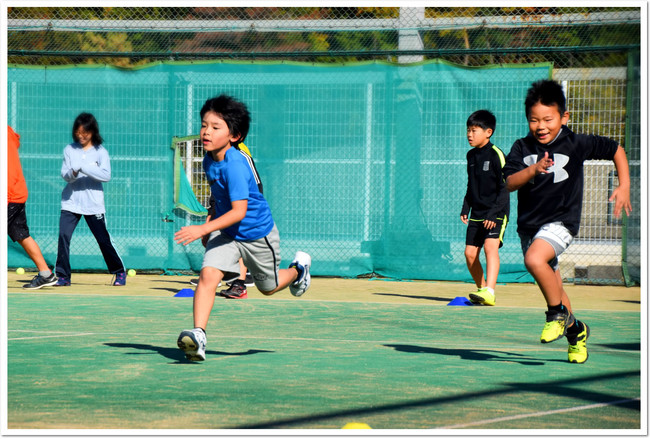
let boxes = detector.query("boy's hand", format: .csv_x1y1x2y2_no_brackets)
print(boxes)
610,146,632,219
483,219,496,230
460,214,468,224
174,224,207,246
609,185,632,218
535,151,554,175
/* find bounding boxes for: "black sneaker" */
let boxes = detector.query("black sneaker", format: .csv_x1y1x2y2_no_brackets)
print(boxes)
226,273,254,287
23,273,58,290
218,279,248,299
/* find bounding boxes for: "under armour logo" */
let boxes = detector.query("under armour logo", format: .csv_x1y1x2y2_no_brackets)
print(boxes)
523,153,570,183
548,154,569,182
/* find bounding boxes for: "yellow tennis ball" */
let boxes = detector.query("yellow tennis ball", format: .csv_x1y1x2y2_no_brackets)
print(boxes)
342,422,371,429
127,269,136,277
16,267,25,275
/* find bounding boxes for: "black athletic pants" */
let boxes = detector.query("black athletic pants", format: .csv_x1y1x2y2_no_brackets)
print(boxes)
55,210,124,279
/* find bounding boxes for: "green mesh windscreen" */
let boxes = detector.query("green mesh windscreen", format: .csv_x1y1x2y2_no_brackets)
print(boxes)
171,136,208,217
7,60,552,280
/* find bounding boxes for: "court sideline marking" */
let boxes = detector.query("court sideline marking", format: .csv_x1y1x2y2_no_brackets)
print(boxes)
438,398,641,429
6,329,640,355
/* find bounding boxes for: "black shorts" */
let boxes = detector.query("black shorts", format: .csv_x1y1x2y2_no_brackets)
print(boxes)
465,217,507,248
8,202,30,242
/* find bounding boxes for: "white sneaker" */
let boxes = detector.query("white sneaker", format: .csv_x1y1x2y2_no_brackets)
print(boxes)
177,328,206,361
288,251,311,297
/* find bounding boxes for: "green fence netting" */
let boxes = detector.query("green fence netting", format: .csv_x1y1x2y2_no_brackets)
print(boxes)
8,60,553,281
170,136,208,218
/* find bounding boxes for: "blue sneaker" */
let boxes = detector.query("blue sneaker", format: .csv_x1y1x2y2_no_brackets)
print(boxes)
113,271,127,286
55,276,71,287
288,251,311,297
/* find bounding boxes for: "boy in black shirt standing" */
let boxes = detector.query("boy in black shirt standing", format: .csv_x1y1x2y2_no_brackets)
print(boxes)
503,79,631,363
461,110,510,306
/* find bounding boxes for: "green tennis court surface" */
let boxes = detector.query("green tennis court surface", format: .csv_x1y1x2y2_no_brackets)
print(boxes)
6,277,641,431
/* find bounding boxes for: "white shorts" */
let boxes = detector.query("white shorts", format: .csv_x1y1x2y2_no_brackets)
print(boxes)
202,225,281,292
519,222,574,271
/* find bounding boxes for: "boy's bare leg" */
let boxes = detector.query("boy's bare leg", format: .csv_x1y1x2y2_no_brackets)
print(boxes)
524,239,572,313
258,267,299,296
237,258,247,280
464,245,486,289
483,238,501,291
18,237,50,273
193,267,223,329
554,268,573,315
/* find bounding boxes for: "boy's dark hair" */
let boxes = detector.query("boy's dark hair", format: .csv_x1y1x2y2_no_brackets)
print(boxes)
72,112,103,146
200,94,250,145
525,79,567,118
467,109,496,133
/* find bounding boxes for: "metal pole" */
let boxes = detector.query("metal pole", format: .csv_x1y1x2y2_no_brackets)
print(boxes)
398,7,425,64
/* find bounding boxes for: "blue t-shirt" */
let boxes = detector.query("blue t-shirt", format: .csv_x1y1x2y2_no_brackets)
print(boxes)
203,147,274,240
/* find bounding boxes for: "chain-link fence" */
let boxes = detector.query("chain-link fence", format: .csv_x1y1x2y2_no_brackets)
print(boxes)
7,7,642,285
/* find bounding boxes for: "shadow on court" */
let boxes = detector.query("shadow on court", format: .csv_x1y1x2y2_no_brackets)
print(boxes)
373,292,451,303
615,299,641,305
596,342,641,351
152,287,186,294
235,370,640,429
384,343,547,366
104,342,273,364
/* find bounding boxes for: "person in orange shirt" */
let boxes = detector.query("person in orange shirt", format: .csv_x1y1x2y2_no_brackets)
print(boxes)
8,126,58,289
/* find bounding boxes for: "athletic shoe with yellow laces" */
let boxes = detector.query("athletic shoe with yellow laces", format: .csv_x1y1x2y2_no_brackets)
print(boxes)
469,287,495,306
540,306,575,343
567,322,590,364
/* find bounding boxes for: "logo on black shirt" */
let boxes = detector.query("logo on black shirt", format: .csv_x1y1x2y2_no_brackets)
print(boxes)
523,153,570,183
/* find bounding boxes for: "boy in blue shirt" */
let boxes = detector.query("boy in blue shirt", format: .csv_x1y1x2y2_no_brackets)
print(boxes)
504,79,631,363
174,94,311,361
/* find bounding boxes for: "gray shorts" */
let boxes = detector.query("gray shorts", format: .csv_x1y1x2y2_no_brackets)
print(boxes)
519,222,574,271
202,225,281,292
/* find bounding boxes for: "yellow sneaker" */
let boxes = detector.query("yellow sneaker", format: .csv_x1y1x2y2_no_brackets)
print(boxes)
469,287,495,306
540,307,575,343
568,323,590,363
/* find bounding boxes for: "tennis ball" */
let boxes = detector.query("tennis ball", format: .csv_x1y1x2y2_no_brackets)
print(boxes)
16,267,25,275
127,269,136,277
342,422,371,429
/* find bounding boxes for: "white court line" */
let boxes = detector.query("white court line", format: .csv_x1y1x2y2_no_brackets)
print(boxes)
438,398,641,429
7,290,641,314
5,330,640,355
4,329,548,348
8,332,95,341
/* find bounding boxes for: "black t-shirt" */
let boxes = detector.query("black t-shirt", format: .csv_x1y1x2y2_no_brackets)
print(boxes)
503,126,619,236
461,142,510,222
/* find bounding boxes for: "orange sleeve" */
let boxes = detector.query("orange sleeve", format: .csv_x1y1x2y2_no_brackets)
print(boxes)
7,126,28,203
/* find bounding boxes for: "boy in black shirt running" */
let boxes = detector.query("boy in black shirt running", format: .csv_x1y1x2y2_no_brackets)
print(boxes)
461,110,509,306
503,79,631,363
